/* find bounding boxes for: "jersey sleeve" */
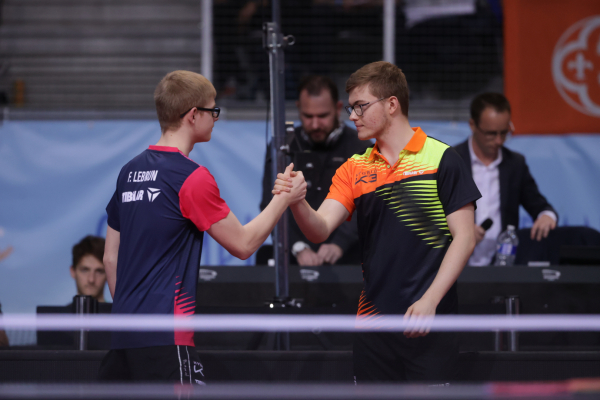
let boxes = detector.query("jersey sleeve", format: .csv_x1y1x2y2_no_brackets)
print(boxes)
179,166,230,231
437,147,481,216
105,189,120,232
325,161,356,220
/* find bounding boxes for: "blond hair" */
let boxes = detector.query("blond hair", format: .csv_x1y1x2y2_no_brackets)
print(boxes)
346,61,409,117
154,70,216,133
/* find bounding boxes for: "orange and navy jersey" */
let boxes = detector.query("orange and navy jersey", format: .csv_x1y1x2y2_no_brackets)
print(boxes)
326,128,480,322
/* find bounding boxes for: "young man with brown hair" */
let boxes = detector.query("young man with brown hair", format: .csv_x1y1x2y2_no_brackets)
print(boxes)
100,70,305,383
274,61,480,383
70,235,106,302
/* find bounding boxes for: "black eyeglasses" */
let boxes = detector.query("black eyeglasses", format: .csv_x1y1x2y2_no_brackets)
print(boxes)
475,121,515,140
344,97,386,116
179,106,220,119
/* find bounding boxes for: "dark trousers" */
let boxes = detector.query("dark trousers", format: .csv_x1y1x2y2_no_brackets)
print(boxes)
98,345,206,384
353,331,459,383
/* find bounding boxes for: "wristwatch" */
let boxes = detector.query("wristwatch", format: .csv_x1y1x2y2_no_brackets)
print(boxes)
291,241,310,257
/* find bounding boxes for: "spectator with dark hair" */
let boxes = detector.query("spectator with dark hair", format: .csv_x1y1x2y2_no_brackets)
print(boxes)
454,93,558,266
261,75,370,265
70,235,106,302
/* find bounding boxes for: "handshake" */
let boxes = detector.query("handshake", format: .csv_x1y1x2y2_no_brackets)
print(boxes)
271,163,307,206
269,163,344,265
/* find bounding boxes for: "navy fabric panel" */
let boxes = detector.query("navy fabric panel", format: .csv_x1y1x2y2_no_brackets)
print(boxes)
106,149,204,349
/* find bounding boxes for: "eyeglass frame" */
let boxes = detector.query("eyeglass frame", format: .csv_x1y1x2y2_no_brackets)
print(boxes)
473,120,515,140
344,97,387,116
179,106,220,119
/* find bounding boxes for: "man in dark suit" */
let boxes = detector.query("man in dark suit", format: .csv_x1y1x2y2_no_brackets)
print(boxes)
261,76,370,265
454,93,558,266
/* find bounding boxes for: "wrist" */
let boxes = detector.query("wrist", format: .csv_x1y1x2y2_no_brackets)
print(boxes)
420,291,441,307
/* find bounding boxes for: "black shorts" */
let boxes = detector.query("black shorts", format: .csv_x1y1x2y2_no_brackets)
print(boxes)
353,331,458,384
98,345,206,384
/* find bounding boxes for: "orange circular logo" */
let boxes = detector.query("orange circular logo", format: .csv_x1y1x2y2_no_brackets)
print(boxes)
552,16,600,117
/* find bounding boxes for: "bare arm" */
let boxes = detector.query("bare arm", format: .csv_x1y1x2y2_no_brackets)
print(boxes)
103,226,120,298
273,170,350,244
208,164,306,260
404,202,476,337
289,199,349,244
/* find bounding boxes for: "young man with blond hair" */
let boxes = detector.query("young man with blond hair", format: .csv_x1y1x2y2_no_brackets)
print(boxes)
100,70,305,383
274,61,480,383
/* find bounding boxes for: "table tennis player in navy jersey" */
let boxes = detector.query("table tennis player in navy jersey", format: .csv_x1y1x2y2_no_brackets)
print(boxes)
98,70,306,384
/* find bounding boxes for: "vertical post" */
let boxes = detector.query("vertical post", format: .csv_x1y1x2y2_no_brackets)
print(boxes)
265,2,289,304
267,24,289,302
201,0,213,82
383,0,396,64
264,0,291,350
506,295,520,352
74,295,96,351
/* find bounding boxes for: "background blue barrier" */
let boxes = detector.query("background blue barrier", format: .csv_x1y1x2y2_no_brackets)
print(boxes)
0,120,599,313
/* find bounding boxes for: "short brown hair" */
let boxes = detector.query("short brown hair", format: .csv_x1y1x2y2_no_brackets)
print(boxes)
346,61,409,117
298,75,339,104
154,70,216,133
72,235,105,268
470,93,511,125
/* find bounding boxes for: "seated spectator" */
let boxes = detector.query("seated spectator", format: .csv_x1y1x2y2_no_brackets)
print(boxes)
454,93,558,266
70,235,107,302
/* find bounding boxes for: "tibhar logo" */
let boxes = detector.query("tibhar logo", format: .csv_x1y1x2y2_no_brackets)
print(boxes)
552,16,600,117
122,190,144,203
403,170,425,176
147,188,161,202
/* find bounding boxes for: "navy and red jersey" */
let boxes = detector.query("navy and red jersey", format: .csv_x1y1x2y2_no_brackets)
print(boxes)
326,128,481,323
106,145,230,349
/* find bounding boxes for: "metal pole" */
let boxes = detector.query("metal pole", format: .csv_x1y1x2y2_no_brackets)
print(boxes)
506,295,520,352
383,0,396,64
201,0,213,82
74,295,95,351
266,26,289,302
264,0,292,350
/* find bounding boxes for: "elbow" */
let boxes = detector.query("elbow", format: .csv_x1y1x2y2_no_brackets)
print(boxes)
103,256,116,270
231,246,253,261
305,232,328,244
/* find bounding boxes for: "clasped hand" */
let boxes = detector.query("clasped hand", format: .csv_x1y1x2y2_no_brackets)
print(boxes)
272,163,307,205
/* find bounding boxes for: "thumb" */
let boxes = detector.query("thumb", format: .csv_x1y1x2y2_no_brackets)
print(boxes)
284,162,294,175
282,163,294,180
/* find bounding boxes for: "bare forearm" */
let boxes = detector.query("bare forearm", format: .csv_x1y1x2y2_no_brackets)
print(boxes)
421,232,475,306
238,195,289,259
105,261,117,298
290,200,331,243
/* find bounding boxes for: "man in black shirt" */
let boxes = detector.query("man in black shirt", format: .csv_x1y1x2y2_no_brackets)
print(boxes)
261,76,370,266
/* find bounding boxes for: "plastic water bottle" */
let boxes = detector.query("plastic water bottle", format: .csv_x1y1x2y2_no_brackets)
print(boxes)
494,225,519,266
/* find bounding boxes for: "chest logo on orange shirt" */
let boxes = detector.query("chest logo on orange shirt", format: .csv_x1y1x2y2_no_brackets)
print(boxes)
355,168,378,185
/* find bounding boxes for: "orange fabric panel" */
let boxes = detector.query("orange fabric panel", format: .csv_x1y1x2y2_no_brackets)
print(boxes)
504,0,600,133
